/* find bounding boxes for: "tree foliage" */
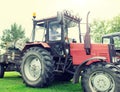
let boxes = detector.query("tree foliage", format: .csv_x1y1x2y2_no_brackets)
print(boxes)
1,23,26,48
110,15,120,33
91,15,120,43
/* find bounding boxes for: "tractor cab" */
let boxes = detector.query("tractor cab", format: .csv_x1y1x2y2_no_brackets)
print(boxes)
31,11,81,56
102,32,120,56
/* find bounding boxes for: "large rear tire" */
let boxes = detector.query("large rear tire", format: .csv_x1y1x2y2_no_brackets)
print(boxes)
81,62,120,92
21,47,54,88
0,64,4,78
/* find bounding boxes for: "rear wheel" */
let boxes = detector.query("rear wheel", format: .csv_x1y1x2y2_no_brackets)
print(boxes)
21,47,54,87
0,64,4,78
81,62,120,92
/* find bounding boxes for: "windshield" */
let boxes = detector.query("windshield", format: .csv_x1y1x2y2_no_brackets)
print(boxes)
113,36,120,48
102,37,110,44
102,36,120,48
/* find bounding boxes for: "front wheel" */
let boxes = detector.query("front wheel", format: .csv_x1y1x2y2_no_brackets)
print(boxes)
21,47,54,88
81,62,120,92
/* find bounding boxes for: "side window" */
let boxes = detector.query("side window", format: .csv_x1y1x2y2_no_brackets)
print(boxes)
34,26,46,41
113,36,120,48
102,38,110,44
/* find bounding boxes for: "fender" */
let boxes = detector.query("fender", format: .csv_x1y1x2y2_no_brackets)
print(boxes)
73,56,106,84
22,42,50,52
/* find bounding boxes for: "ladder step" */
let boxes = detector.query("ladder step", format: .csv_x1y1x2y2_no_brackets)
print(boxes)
54,70,64,73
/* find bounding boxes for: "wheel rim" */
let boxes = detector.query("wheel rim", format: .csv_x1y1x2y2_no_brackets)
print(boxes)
89,71,115,92
24,55,42,81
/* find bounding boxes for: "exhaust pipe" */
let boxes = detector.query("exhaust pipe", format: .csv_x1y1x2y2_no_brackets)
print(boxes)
84,11,91,55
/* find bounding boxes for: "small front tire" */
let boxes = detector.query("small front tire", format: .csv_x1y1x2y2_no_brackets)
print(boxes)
81,62,120,92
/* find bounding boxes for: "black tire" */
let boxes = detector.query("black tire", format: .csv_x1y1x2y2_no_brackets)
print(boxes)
81,62,120,92
0,64,4,78
21,47,54,88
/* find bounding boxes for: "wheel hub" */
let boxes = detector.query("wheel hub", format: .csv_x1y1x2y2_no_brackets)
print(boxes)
92,74,111,91
89,72,115,92
29,58,41,78
24,56,42,81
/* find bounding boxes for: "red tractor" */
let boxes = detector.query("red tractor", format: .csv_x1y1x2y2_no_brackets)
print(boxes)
20,11,120,91
1,10,120,92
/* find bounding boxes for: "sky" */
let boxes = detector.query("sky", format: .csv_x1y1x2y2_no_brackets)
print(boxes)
0,0,120,38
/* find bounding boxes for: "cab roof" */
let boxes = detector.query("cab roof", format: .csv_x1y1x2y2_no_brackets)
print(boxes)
102,32,120,38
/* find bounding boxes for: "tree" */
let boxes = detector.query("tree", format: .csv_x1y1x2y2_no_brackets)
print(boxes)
90,14,120,43
1,23,26,48
90,19,110,43
110,15,120,33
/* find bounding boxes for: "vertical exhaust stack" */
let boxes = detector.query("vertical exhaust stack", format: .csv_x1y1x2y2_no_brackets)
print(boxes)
84,11,91,55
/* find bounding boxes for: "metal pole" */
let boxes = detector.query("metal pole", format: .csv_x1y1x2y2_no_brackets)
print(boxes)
32,20,36,42
78,19,82,43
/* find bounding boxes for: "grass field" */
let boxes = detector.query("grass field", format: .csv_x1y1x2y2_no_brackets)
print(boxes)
0,72,83,92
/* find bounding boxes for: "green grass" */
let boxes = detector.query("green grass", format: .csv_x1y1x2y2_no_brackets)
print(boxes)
0,72,83,92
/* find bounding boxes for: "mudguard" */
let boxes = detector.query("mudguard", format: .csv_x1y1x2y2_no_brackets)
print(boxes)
22,42,50,52
73,56,106,83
